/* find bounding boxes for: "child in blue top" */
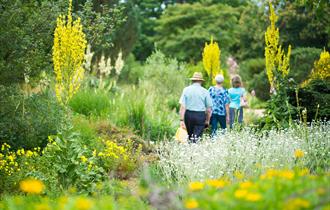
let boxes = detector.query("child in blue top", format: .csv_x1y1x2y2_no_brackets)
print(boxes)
228,75,246,128
208,74,229,137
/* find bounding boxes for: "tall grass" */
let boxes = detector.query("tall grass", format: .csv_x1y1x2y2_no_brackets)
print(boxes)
69,89,110,117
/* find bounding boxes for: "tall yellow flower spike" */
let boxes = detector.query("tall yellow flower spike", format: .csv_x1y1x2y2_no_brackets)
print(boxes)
301,49,330,87
53,0,87,104
265,2,291,89
203,36,221,84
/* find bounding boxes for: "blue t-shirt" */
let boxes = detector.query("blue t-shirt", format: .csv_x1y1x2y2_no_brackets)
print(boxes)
228,87,246,109
208,86,229,116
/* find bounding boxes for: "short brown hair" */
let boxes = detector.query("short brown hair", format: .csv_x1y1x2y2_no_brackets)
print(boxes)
231,75,242,88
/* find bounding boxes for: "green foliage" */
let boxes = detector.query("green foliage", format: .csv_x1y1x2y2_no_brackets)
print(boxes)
132,0,165,61
279,1,330,49
290,47,322,84
0,0,66,85
118,54,144,85
0,86,65,150
155,3,240,62
1,195,150,210
141,50,186,96
78,0,126,58
181,170,330,210
237,2,266,61
0,127,142,196
69,89,111,117
239,58,270,101
288,79,330,122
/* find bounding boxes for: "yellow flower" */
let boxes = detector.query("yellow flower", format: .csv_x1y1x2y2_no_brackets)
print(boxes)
20,179,45,194
80,155,88,163
245,193,262,202
35,203,51,210
203,36,222,84
58,196,68,209
189,181,205,192
234,171,244,179
260,169,278,180
234,189,248,199
302,49,330,86
75,197,93,210
279,170,295,180
283,198,310,210
264,2,291,88
298,168,310,176
294,149,304,158
26,150,34,157
184,199,199,209
53,0,87,104
239,181,253,189
317,187,326,195
206,179,226,189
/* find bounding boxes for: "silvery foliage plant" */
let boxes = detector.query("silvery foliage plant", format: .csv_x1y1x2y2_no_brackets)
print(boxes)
157,122,330,184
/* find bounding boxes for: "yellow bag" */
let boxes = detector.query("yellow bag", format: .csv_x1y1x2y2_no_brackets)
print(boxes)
175,127,188,143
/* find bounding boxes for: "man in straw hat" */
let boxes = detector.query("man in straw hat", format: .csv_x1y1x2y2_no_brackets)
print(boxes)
179,72,213,143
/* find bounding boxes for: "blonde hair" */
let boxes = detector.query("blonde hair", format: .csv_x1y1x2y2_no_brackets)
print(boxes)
231,75,242,88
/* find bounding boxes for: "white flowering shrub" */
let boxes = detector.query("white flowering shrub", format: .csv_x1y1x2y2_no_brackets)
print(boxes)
157,122,330,183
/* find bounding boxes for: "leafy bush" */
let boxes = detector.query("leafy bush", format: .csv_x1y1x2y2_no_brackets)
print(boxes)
0,129,142,196
141,50,186,97
0,86,65,150
69,89,111,117
288,79,330,121
239,58,270,101
289,47,322,84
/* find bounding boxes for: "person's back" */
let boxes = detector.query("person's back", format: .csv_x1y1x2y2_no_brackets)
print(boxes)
179,72,212,142
209,74,230,137
228,75,246,128
181,83,210,111
228,87,245,110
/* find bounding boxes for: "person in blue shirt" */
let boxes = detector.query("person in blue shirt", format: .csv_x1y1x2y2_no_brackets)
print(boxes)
228,75,247,128
179,72,213,143
208,74,229,137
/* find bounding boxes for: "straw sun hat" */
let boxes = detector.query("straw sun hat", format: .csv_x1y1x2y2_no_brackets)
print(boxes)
190,72,205,81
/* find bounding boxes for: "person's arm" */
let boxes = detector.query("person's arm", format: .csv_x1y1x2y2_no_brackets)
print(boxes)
242,88,248,101
205,92,213,126
205,107,212,126
225,104,230,123
179,104,186,129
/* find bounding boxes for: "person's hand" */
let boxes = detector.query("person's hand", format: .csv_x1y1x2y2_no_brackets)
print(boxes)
226,116,230,124
180,121,186,129
205,121,210,128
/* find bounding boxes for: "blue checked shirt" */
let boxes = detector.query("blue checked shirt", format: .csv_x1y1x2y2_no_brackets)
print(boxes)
208,86,229,116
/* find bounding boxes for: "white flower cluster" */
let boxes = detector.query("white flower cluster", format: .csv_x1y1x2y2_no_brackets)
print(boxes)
157,123,330,184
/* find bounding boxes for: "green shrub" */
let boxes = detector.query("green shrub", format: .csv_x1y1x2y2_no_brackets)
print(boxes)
288,79,330,121
0,129,142,196
118,54,144,85
239,58,264,81
69,89,110,117
239,58,270,101
289,47,322,84
0,86,65,150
